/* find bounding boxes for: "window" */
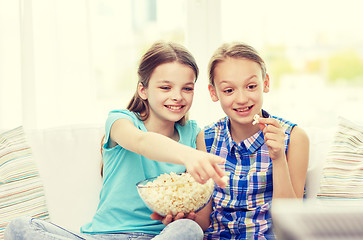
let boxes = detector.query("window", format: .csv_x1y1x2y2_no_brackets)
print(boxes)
0,0,362,130
0,0,188,129
0,1,22,128
220,0,363,128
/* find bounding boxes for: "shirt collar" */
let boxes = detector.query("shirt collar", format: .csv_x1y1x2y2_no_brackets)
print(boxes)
243,131,265,155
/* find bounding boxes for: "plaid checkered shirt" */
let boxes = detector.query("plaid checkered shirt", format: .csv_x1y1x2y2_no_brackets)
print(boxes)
203,110,296,240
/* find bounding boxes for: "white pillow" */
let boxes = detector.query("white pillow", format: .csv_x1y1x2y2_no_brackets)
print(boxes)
26,125,104,231
317,117,363,199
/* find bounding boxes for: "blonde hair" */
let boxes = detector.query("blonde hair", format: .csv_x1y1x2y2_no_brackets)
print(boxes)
208,42,266,86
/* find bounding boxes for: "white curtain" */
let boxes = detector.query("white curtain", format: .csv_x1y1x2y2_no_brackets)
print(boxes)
23,0,96,129
1,0,97,129
0,0,223,130
0,0,22,129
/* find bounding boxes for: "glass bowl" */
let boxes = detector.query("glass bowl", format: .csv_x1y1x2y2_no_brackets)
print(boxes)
136,172,214,216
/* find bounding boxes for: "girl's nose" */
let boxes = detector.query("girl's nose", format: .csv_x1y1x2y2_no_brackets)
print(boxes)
235,90,248,104
172,90,182,101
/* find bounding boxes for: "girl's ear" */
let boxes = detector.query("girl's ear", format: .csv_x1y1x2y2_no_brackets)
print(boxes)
263,74,270,93
208,84,219,102
138,82,148,100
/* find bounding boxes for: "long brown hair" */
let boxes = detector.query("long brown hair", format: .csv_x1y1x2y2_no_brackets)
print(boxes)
128,41,199,124
100,41,199,176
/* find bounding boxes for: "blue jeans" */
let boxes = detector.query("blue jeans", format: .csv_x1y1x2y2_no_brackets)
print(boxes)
4,217,203,240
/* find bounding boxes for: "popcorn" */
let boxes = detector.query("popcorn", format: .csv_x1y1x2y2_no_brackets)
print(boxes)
221,175,229,185
137,172,214,216
252,114,260,125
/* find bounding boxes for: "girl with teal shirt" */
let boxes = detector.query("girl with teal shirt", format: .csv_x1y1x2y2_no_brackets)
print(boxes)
5,41,226,240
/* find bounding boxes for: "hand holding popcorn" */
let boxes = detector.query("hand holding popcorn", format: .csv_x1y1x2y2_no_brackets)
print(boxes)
256,117,285,161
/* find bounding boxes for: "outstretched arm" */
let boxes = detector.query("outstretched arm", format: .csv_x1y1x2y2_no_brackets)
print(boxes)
110,118,226,187
151,130,215,229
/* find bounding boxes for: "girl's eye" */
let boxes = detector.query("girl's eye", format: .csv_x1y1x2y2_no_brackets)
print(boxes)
183,87,194,91
247,84,257,90
223,89,233,94
160,86,171,90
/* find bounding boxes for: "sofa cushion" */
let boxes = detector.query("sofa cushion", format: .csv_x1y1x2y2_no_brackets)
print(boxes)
317,117,363,199
304,125,335,199
26,125,104,231
0,126,49,239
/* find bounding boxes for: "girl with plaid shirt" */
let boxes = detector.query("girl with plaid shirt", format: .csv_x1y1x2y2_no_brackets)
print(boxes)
194,42,309,239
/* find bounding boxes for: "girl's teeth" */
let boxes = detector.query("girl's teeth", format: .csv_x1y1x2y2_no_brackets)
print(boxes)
236,107,249,112
168,106,182,110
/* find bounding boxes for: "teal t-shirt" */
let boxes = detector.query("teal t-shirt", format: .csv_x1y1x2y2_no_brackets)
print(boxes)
81,109,201,235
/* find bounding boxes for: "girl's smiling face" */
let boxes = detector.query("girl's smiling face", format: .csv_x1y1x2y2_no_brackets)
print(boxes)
209,57,269,126
138,61,196,125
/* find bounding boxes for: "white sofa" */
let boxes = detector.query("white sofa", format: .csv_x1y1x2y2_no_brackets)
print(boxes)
25,125,104,232
304,126,335,199
19,124,333,232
